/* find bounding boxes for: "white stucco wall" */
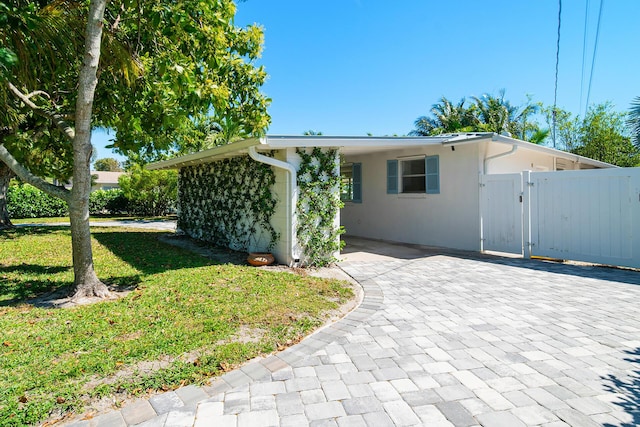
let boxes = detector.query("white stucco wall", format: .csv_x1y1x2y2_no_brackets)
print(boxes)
341,143,482,251
269,149,291,265
482,141,591,174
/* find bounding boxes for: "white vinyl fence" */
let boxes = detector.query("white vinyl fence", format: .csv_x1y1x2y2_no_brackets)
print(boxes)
481,168,640,269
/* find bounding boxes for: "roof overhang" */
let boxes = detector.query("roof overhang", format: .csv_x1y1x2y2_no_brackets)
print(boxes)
146,138,261,170
146,132,615,170
454,133,616,169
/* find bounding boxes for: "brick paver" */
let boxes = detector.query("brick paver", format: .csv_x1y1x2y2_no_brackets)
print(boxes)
65,246,640,426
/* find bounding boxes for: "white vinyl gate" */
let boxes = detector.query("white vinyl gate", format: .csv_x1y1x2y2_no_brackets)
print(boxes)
481,168,640,269
479,173,523,254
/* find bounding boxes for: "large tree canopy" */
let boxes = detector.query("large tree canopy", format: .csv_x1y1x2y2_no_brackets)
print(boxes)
93,157,122,171
0,0,271,297
573,103,640,167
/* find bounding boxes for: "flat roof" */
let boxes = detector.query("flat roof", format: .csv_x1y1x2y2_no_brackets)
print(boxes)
146,133,614,170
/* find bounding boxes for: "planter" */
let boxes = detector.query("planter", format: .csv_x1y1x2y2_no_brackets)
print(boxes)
247,252,275,266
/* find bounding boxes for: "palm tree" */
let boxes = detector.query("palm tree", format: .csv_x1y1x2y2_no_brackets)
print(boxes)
410,97,477,136
629,96,640,148
472,90,520,135
472,91,547,143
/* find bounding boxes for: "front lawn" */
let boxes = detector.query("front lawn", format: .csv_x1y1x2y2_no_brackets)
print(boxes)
0,227,353,426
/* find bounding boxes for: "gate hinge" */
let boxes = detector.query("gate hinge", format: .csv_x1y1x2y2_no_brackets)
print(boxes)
527,181,534,187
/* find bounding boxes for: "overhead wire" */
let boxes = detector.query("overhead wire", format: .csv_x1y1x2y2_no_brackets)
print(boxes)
585,0,604,114
579,0,590,117
552,0,562,148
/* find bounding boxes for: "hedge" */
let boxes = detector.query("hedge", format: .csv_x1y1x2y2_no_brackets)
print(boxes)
7,185,175,218
7,184,68,218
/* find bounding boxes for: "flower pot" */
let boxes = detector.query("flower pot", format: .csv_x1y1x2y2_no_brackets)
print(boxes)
247,252,275,266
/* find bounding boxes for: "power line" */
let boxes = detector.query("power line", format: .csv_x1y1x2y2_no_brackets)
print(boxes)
585,0,604,113
552,0,562,148
579,0,590,117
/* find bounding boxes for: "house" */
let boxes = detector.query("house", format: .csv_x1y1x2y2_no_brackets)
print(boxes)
91,171,125,191
147,133,637,268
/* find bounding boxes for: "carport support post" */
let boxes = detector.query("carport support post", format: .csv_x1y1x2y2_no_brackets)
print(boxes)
522,171,532,259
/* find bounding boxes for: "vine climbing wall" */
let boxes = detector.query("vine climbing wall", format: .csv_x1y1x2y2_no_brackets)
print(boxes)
295,147,344,266
177,156,279,253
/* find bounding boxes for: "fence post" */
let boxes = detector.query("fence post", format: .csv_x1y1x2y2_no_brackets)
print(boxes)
479,173,485,252
522,171,532,259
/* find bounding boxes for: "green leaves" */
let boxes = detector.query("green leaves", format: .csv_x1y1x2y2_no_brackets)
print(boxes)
104,0,270,155
296,148,344,267
177,156,278,252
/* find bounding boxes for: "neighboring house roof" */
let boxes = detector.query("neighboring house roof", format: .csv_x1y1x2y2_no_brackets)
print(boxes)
147,133,615,170
92,171,125,186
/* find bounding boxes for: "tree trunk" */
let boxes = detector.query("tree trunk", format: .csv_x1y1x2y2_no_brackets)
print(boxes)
69,0,110,299
0,162,14,229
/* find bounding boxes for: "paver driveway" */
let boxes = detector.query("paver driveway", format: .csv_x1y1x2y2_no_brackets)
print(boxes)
72,242,640,427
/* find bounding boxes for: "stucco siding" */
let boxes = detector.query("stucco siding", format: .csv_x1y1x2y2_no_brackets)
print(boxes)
269,150,290,264
341,143,481,251
482,141,587,174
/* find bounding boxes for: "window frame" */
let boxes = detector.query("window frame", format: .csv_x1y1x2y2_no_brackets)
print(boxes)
386,155,440,195
400,157,427,194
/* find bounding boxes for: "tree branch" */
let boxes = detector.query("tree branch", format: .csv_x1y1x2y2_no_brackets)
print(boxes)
6,82,76,142
0,142,71,202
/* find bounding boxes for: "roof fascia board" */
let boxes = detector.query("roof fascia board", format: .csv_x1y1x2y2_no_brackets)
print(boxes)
490,134,616,168
262,135,449,149
146,138,262,170
441,133,496,146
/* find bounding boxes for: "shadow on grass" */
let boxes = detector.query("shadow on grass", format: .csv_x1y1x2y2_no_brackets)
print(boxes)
91,230,219,275
0,264,72,306
602,347,640,427
1,225,69,239
1,229,246,308
1,228,197,307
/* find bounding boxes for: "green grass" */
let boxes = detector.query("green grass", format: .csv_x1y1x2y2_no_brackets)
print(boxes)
0,227,353,426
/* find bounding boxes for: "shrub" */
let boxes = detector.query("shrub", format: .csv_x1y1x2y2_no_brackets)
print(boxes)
119,165,177,216
7,184,68,218
89,189,128,215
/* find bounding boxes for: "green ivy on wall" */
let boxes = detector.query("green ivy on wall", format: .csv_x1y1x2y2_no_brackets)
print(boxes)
178,156,279,252
296,147,344,266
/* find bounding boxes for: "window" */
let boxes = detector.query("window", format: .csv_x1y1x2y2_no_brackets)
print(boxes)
341,163,362,203
387,155,440,194
401,158,426,193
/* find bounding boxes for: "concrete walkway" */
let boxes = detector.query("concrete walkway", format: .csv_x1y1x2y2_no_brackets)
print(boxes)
67,240,640,427
16,219,177,231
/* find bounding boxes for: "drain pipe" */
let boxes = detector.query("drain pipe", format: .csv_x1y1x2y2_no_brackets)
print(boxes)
483,145,518,174
248,145,299,265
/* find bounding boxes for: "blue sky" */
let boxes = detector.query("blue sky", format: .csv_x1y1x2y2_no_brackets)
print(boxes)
93,0,640,162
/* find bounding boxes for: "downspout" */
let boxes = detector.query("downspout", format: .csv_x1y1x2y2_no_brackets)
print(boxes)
483,145,518,174
248,145,299,265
